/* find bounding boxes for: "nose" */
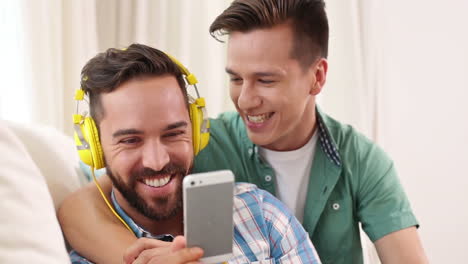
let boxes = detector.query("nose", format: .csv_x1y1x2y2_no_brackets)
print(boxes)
236,82,261,111
141,140,170,172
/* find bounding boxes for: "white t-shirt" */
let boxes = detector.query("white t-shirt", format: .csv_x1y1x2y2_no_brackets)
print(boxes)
259,131,318,223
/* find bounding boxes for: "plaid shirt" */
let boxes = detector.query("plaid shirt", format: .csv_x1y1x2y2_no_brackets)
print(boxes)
70,183,321,263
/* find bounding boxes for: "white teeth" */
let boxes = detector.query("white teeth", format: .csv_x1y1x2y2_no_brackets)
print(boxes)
247,113,272,123
144,176,171,188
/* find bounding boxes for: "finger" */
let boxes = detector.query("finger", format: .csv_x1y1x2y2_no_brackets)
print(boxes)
170,236,187,252
173,247,204,261
124,237,172,264
131,247,173,264
148,247,204,264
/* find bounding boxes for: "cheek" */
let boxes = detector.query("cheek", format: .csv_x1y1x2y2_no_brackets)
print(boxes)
229,85,240,104
107,148,141,178
171,142,194,167
274,91,306,119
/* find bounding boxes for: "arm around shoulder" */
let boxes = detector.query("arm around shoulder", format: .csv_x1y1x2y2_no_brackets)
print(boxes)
58,174,137,264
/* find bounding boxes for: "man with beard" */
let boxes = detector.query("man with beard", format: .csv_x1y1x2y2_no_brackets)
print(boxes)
64,44,321,264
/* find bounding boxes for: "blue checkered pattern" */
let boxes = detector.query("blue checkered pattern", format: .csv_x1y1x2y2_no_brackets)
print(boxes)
70,183,321,263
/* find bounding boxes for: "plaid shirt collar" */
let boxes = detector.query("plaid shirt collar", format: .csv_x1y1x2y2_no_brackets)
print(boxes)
111,190,174,242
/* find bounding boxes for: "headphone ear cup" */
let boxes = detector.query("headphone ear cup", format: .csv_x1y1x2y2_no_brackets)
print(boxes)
198,120,210,152
74,122,94,168
189,98,210,156
83,117,105,169
189,102,201,155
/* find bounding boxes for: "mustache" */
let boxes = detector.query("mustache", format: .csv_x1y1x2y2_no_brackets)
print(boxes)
131,163,188,180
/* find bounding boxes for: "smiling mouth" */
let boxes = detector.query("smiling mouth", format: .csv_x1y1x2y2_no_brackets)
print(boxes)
246,112,274,124
142,175,172,188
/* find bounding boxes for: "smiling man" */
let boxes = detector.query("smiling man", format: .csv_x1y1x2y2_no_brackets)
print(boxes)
63,44,320,264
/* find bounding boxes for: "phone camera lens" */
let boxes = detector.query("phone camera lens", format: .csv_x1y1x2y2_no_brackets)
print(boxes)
191,181,195,186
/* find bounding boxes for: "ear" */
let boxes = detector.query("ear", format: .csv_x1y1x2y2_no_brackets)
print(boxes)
309,58,328,96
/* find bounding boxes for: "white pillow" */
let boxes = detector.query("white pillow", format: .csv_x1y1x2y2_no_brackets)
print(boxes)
0,121,70,263
7,121,86,210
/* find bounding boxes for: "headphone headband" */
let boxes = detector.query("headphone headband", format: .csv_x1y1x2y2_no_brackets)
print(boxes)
73,49,210,170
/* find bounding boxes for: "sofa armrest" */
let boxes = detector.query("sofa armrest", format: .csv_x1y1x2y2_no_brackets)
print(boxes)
0,121,70,263
7,121,86,210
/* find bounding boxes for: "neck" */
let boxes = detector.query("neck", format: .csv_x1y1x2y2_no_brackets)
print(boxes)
113,189,183,236
295,101,317,149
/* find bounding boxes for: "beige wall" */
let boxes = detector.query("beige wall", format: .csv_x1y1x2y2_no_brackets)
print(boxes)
323,1,468,262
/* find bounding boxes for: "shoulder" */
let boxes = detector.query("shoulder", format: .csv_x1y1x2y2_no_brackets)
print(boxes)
320,110,394,174
194,112,248,174
208,111,245,139
234,182,258,195
319,110,400,206
197,111,246,152
234,183,292,222
234,182,275,202
320,111,378,155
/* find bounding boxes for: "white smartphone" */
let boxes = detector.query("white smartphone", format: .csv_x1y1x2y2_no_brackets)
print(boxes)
183,170,234,264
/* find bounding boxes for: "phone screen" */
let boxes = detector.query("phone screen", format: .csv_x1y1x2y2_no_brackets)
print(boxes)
184,180,233,258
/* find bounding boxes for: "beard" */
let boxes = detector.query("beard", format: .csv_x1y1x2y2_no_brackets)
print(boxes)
107,162,189,221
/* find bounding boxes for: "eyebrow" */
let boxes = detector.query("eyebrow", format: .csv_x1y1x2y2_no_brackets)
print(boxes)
112,129,143,138
112,121,189,138
165,121,188,131
225,67,281,78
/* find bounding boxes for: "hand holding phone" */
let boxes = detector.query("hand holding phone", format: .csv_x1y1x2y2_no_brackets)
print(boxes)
123,236,204,264
183,170,234,264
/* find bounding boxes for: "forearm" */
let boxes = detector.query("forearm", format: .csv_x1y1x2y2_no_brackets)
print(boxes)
375,226,428,264
58,175,137,264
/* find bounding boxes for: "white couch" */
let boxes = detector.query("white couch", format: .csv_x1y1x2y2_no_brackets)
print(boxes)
0,120,85,263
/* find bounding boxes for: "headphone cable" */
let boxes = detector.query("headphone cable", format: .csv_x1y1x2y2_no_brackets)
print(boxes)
91,168,134,234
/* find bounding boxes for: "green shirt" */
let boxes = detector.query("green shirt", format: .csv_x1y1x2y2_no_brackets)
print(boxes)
193,108,418,264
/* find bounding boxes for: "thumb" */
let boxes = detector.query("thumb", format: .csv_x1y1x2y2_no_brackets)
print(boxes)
170,236,187,252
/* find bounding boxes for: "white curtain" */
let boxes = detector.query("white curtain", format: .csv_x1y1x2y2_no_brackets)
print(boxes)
93,0,232,120
1,0,231,135
322,0,383,140
0,1,31,124
325,1,468,263
0,0,100,133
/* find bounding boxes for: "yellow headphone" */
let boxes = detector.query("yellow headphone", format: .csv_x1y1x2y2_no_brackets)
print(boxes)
73,53,210,170
72,52,210,234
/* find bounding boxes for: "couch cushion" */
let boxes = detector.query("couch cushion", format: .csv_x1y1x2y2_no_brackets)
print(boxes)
0,121,70,263
7,121,86,210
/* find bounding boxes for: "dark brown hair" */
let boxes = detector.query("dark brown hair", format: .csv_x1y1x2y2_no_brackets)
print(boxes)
209,0,329,68
80,43,187,123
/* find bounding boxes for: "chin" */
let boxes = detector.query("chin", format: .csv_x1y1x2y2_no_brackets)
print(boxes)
247,130,273,147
